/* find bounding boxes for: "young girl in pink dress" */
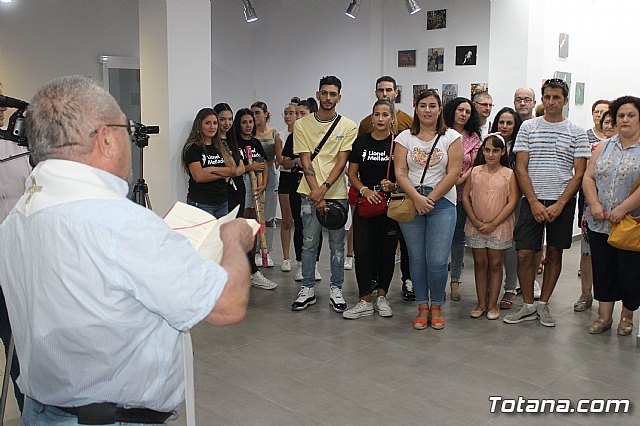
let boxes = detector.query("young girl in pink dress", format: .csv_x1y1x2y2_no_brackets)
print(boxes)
462,134,520,320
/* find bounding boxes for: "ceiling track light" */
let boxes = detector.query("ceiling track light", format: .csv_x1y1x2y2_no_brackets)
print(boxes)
242,0,258,23
345,0,361,19
404,0,422,15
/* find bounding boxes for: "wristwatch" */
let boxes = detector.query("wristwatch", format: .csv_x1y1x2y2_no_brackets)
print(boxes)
323,181,331,190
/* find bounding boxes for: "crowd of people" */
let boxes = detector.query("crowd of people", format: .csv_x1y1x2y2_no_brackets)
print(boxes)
0,73,638,424
181,75,639,334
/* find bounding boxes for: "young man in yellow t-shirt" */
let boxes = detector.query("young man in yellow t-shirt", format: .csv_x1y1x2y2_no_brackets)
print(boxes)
292,75,357,312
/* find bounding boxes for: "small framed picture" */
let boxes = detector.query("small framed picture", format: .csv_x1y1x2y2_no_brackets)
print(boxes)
455,46,477,66
442,84,458,106
398,50,416,67
575,82,585,105
426,9,446,30
470,83,488,99
559,33,569,58
395,85,403,104
412,84,429,106
427,48,444,72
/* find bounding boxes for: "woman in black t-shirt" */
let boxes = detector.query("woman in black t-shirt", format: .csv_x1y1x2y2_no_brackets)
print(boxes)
214,103,246,217
181,108,240,218
343,99,401,320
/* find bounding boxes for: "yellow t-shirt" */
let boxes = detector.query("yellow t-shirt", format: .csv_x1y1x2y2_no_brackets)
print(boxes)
357,108,413,137
293,113,357,198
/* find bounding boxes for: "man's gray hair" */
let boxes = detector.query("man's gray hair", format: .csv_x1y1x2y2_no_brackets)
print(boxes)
26,75,122,164
473,92,492,103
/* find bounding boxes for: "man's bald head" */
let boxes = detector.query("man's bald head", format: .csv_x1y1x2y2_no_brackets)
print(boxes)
514,88,536,121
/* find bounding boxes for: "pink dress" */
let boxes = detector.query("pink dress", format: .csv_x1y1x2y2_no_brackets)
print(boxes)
464,165,515,243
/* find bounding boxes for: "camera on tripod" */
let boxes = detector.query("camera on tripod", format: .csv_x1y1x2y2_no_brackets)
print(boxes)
0,95,29,147
131,121,160,148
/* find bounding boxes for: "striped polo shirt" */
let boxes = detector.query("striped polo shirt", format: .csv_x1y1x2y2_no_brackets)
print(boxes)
513,116,590,200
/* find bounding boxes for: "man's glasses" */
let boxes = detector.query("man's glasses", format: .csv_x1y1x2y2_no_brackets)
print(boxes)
90,119,136,138
515,97,533,103
475,102,493,108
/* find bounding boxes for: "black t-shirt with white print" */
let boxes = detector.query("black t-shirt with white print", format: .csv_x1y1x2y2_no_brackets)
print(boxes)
184,143,228,204
348,133,395,188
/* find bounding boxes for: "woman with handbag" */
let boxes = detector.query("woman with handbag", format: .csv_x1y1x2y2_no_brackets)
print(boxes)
583,95,640,336
343,99,401,319
394,89,463,330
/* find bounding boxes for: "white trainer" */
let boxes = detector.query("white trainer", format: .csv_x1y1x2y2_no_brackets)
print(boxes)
294,261,303,281
291,286,316,311
344,256,353,270
281,259,292,272
254,252,274,267
342,300,374,319
375,296,393,317
329,286,347,312
251,271,277,290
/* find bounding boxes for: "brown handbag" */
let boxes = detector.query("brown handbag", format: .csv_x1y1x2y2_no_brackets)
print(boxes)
387,135,441,222
607,176,640,252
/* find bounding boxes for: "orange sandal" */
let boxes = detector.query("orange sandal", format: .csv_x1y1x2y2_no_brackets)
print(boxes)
413,306,429,330
430,306,445,330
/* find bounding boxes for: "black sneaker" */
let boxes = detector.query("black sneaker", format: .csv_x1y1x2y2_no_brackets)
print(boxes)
329,286,348,313
291,286,316,311
401,279,416,301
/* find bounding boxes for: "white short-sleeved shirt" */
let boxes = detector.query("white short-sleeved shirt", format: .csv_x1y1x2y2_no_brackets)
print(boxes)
513,116,591,200
395,128,461,205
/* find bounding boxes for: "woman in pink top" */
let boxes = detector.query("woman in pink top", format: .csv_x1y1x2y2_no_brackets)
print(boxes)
462,134,519,320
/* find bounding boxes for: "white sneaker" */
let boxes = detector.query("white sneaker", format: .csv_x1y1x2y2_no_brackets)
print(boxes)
329,286,347,312
251,271,277,290
291,286,316,311
281,259,292,272
344,256,353,270
533,280,541,299
294,261,303,281
375,296,393,317
342,300,374,319
254,252,274,267
315,264,322,281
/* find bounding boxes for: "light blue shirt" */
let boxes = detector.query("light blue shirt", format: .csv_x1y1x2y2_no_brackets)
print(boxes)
0,164,227,411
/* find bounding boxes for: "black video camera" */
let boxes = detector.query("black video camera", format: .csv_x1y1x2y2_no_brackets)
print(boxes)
0,95,29,147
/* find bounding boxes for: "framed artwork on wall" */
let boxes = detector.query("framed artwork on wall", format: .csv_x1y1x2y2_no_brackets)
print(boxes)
455,46,477,66
398,50,416,67
426,9,446,30
396,85,403,103
442,84,458,106
575,82,585,105
427,48,444,72
470,83,488,99
559,33,569,58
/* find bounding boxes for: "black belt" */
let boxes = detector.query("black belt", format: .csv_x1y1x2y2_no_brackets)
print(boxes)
56,403,173,425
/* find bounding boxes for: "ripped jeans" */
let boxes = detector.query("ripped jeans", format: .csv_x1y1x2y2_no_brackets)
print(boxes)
301,198,346,288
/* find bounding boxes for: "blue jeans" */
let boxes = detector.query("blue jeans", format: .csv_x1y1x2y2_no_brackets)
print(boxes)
450,202,467,281
187,199,228,219
20,397,166,425
301,198,346,288
399,187,456,305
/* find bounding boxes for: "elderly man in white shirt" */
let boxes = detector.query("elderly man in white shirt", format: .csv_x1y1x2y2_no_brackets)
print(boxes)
0,75,255,425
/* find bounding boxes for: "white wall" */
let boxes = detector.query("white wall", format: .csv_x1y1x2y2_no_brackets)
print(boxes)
0,0,139,100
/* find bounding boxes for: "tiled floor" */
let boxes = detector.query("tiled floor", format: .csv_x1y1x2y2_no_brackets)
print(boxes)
2,240,637,425
169,240,638,426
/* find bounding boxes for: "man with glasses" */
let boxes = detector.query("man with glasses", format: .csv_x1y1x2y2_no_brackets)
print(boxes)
0,75,255,425
504,78,590,328
473,92,493,139
514,88,536,121
292,75,357,312
356,75,415,301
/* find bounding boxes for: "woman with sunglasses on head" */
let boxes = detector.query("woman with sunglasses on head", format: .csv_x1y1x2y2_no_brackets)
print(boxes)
277,98,300,272
251,101,281,268
181,108,239,218
394,89,463,330
281,98,323,281
442,97,481,301
342,99,400,319
213,103,246,217
489,107,523,309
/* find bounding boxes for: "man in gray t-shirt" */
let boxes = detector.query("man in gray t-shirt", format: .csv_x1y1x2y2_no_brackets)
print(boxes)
504,78,590,328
